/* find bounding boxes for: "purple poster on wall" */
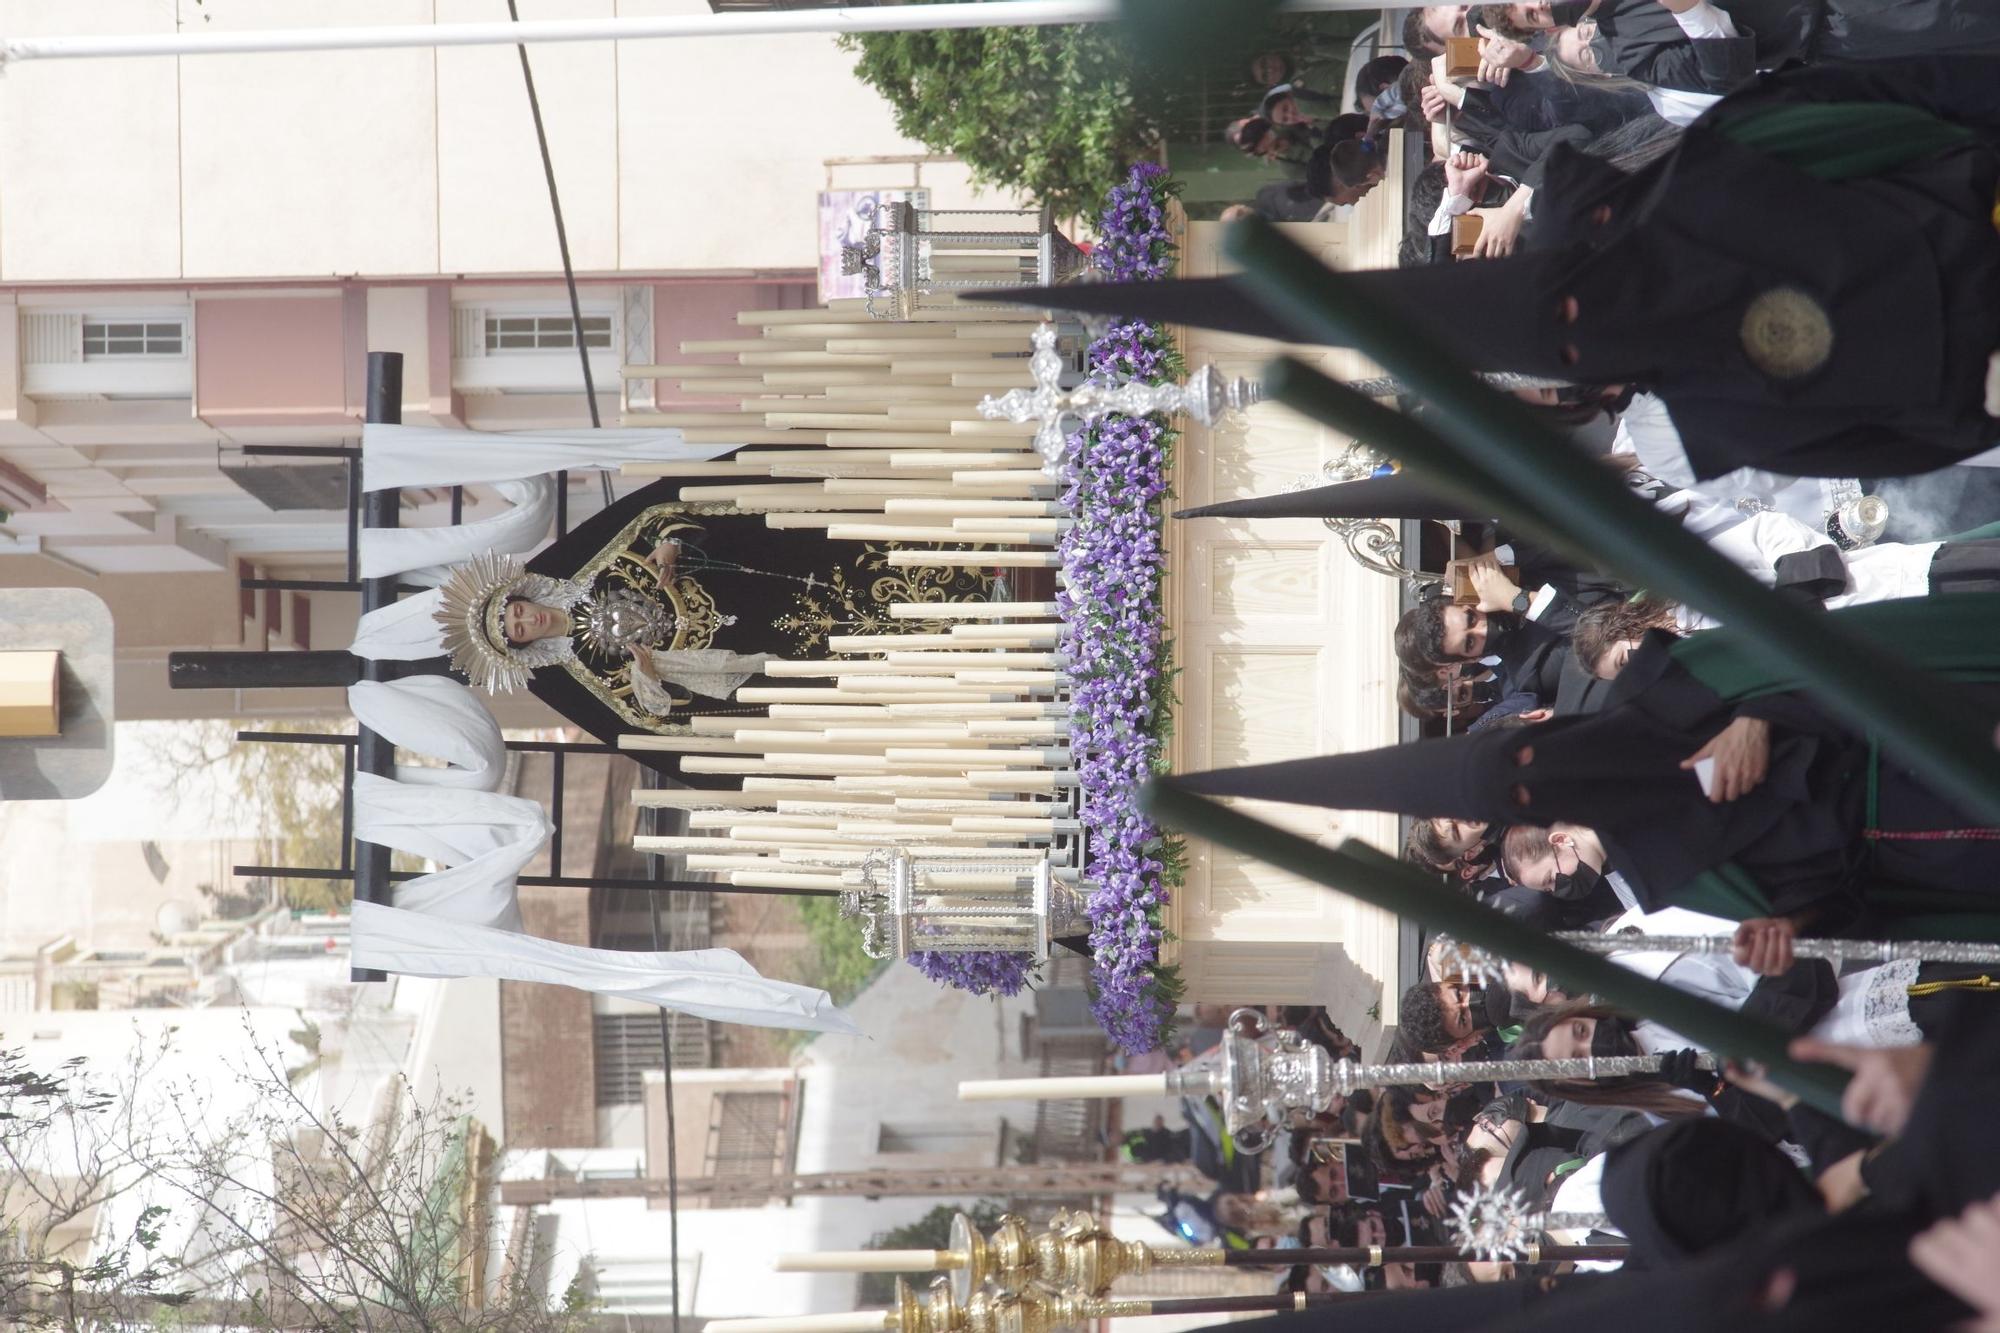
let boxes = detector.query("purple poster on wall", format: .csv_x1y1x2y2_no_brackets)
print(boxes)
817,188,929,303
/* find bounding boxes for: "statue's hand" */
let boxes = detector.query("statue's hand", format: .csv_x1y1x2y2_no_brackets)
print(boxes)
645,538,682,586
627,644,657,679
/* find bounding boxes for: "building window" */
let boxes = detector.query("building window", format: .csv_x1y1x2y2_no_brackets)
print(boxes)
81,319,186,359
591,1012,712,1106
877,1122,990,1155
451,301,619,394
21,308,194,399
705,1090,790,1186
484,313,612,353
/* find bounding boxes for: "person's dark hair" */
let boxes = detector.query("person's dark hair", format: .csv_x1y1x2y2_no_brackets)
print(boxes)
1398,668,1450,720
1571,594,1681,677
1477,3,1536,39
1397,54,1430,111
1499,823,1560,883
1406,817,1460,872
1296,1158,1346,1205
1383,1024,1426,1066
1329,137,1385,189
1509,1000,1708,1117
1364,1086,1443,1172
1281,1264,1311,1294
1229,116,1275,153
1398,981,1457,1055
1402,8,1443,53
1401,162,1449,267
1305,144,1335,199
1333,1207,1385,1248
1347,1087,1375,1118
1321,112,1371,146
1394,597,1451,670
1579,110,1684,173
1357,54,1410,97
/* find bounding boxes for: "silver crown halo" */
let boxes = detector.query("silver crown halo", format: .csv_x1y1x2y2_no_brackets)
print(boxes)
432,550,587,694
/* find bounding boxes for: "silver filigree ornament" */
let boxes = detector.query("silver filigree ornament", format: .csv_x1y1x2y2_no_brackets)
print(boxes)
1446,1184,1609,1262
976,324,1264,480
576,587,675,658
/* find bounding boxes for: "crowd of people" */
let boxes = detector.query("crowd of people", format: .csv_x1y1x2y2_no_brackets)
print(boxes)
1122,1005,1461,1294
1220,41,1411,222
1155,6,2000,1326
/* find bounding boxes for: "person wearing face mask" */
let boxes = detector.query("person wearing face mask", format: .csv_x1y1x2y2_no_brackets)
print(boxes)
1499,822,1635,925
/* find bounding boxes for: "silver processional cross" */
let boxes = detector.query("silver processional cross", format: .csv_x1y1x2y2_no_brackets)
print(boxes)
974,323,1263,479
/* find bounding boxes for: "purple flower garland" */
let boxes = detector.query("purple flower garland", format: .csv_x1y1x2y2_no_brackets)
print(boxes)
910,163,1186,1050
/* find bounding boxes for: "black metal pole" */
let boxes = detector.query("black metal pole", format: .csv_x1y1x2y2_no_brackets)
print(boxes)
169,651,363,691
1226,1244,1629,1266
1129,1294,1375,1315
240,444,361,459
237,866,835,897
351,351,404,982
234,731,628,757
550,750,566,875
239,578,364,593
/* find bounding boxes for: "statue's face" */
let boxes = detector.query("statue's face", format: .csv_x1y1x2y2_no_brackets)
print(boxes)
503,599,568,645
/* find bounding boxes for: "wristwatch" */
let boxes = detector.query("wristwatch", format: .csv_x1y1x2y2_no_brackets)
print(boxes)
1510,591,1530,614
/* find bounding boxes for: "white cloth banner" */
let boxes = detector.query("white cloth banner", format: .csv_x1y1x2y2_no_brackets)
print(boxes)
347,676,506,788
361,423,736,494
351,773,542,932
360,475,555,584
358,424,741,583
349,900,861,1036
348,589,447,661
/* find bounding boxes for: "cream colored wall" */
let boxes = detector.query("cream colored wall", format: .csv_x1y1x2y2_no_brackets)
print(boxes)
0,0,1009,284
1162,164,1410,1042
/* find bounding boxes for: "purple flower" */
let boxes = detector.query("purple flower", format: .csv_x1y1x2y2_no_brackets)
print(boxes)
912,161,1186,1055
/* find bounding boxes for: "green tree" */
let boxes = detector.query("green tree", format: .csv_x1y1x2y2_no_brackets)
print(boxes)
839,23,1153,220
857,1203,1007,1306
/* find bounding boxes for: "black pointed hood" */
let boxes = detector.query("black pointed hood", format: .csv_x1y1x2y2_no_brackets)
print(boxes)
1165,729,1531,824
1174,470,1495,522
963,255,1577,378
1600,1120,1824,1269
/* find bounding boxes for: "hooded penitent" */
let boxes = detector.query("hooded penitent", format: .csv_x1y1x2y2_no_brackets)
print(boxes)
1598,1119,1823,1269
975,57,2000,482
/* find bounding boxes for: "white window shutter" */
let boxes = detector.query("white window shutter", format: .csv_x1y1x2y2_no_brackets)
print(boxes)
22,313,82,366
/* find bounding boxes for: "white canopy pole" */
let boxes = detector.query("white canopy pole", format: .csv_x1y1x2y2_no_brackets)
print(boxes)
0,1,1385,65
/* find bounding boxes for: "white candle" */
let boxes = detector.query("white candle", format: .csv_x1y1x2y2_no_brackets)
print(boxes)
953,669,1065,686
965,771,1075,792
891,451,1040,470
885,651,1061,670
885,552,1060,569
889,600,1059,620
729,871,852,891
741,688,986,705
775,1250,953,1274
887,498,1062,517
707,1314,893,1333
958,1073,1171,1102
884,746,1065,768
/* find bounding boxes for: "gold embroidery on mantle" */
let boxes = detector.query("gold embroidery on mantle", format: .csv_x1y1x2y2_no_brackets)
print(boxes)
555,507,1001,732
778,543,998,653
555,503,727,732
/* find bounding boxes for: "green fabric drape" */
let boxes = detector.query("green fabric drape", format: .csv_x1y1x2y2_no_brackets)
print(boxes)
1716,102,1977,180
1666,597,2000,926
1671,593,2000,700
